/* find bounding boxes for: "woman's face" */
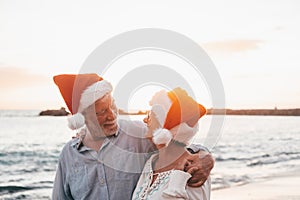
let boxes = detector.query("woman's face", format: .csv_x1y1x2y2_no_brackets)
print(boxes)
143,111,161,139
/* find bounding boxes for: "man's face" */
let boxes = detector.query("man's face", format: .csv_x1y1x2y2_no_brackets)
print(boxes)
85,94,118,138
95,94,118,136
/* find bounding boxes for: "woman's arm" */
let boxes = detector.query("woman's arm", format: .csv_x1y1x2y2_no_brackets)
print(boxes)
185,150,214,187
162,170,192,199
185,177,211,200
162,170,211,200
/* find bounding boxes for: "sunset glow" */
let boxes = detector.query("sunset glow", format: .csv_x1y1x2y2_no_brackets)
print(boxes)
1,0,299,110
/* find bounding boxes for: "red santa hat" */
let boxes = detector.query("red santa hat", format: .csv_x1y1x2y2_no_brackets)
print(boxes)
53,73,113,130
149,87,206,146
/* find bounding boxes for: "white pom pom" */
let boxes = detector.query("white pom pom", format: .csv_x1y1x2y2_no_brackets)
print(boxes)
67,113,85,130
152,128,172,146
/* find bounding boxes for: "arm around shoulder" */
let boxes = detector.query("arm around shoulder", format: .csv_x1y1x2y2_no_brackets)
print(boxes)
186,145,214,187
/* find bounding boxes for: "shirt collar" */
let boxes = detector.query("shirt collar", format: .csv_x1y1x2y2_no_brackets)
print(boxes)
70,127,119,151
70,128,87,150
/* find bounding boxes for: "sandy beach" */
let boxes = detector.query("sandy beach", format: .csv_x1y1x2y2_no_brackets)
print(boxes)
211,172,300,200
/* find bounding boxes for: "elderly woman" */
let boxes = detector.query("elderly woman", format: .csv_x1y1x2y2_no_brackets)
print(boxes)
132,87,211,200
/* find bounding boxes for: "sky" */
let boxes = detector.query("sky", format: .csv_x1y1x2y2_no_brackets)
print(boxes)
0,0,300,110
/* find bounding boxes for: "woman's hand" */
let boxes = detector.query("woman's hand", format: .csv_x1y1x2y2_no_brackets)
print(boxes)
185,151,214,187
172,150,214,187
173,157,191,171
173,157,200,175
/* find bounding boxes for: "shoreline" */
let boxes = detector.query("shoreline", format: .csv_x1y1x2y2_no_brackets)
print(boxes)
211,171,300,200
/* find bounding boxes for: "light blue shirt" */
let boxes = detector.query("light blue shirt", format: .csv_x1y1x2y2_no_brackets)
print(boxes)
52,119,157,200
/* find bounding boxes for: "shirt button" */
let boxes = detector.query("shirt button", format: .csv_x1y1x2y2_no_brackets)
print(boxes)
100,179,105,185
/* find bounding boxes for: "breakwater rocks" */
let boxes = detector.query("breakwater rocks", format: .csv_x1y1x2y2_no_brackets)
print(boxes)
207,108,300,116
39,107,70,116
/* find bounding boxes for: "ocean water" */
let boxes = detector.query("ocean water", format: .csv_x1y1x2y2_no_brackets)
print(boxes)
0,110,300,199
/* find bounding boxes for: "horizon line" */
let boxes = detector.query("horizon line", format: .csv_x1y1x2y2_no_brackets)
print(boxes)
1,107,300,111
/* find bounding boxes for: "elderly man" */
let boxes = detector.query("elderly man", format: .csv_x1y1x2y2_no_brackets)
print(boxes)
52,74,214,200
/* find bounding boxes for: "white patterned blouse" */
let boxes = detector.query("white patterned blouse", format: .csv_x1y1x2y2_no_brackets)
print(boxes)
132,154,211,200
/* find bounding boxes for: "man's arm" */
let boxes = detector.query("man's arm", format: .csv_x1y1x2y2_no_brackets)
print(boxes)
52,158,71,200
186,144,214,187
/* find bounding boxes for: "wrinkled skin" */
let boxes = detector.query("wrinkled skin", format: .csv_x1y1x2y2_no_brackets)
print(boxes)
186,151,214,187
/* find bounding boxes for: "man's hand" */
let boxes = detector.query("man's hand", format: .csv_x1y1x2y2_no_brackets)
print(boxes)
185,151,214,187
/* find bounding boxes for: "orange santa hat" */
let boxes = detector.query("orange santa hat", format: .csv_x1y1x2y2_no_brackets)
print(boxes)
53,73,113,130
149,87,206,146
